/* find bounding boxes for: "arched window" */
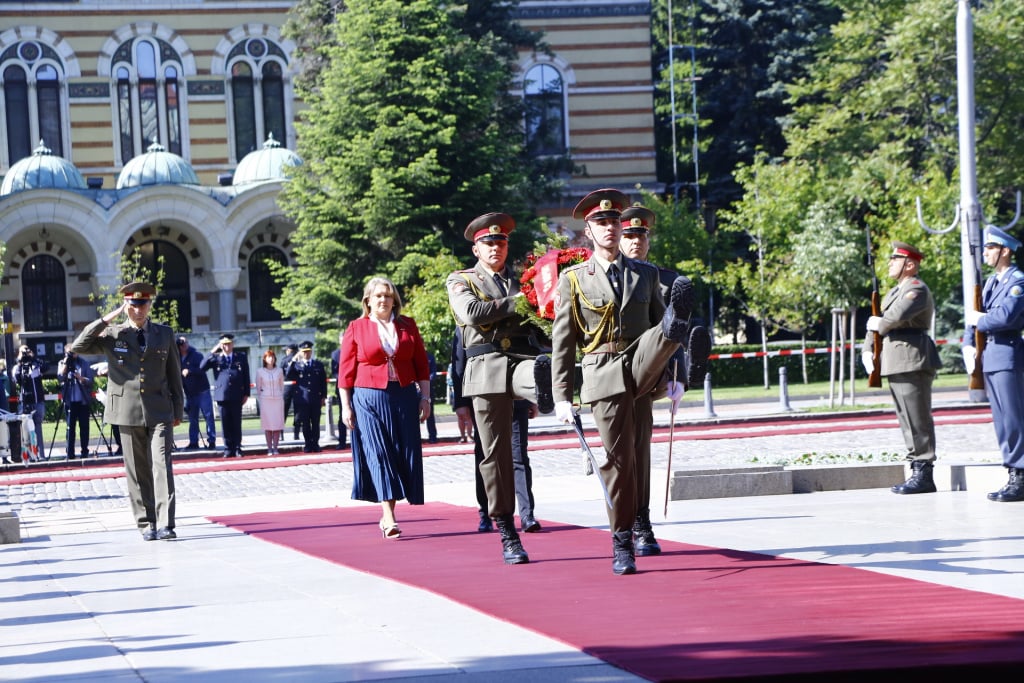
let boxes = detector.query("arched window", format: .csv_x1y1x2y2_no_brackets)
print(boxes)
132,240,192,331
22,254,67,332
111,37,185,162
523,64,566,157
1,40,67,166
227,38,288,161
248,246,286,322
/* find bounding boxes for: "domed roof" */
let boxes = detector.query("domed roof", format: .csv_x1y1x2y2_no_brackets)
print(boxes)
233,134,302,185
1,141,87,196
116,141,200,189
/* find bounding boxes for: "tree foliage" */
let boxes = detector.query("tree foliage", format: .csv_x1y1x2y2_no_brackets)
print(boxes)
277,0,556,330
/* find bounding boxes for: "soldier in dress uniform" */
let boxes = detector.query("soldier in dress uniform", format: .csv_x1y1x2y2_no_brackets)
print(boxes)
618,204,711,555
862,241,942,494
201,333,250,458
68,281,184,541
446,212,554,565
285,340,328,453
964,226,1024,502
551,189,695,575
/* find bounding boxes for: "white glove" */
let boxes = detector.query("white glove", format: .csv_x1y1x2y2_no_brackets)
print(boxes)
965,309,985,326
865,316,882,332
962,345,977,375
554,400,574,424
666,380,685,416
861,351,874,375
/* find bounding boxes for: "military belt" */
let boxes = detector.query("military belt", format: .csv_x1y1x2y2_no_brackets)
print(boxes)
587,340,631,355
465,339,536,358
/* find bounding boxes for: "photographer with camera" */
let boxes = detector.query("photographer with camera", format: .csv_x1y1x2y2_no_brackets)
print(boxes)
57,350,95,459
12,344,48,459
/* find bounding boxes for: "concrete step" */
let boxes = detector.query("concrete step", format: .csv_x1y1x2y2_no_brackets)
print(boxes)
669,463,907,500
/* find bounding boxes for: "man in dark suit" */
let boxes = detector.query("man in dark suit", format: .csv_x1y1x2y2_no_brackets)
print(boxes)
964,226,1024,502
328,331,348,449
863,241,942,495
446,212,553,566
281,343,298,440
551,188,694,575
285,340,327,453
69,281,184,540
201,333,250,458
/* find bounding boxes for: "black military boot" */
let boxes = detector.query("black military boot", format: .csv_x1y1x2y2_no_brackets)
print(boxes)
494,515,529,564
661,276,695,343
612,530,637,575
891,460,937,495
988,468,1024,502
684,326,712,389
632,510,662,556
533,354,554,414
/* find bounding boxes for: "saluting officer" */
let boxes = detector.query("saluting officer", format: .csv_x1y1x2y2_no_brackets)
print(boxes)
202,333,250,458
964,226,1024,502
447,212,553,566
285,340,328,453
551,189,695,575
68,281,184,541
862,241,942,495
618,204,711,555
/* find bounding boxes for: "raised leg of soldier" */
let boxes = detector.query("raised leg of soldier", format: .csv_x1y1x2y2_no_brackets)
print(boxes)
632,324,684,397
509,357,553,414
472,393,528,564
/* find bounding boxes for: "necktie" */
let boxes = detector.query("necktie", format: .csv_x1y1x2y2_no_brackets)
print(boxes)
136,328,146,353
493,273,508,297
608,263,622,301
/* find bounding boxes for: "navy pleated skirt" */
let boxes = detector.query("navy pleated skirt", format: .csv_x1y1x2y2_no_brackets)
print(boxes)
350,382,425,505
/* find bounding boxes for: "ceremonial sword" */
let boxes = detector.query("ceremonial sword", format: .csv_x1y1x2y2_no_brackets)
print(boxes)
572,411,613,509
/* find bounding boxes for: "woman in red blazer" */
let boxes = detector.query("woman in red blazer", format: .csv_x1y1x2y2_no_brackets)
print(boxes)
340,277,431,538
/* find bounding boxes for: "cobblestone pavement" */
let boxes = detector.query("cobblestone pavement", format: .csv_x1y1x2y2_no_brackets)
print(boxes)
1,399,1000,519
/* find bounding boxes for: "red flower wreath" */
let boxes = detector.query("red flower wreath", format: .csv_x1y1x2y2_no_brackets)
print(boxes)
518,247,592,321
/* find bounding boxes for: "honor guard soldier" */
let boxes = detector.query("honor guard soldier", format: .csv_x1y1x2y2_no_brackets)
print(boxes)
551,189,696,575
618,204,711,554
69,281,184,540
447,212,554,565
202,333,250,458
862,241,942,494
285,340,328,453
964,226,1024,502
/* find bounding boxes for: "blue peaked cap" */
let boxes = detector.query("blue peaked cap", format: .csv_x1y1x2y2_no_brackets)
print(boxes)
984,225,1021,251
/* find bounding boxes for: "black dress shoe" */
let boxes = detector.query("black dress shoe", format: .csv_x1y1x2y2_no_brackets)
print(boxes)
521,516,542,533
477,514,494,533
141,528,157,541
156,527,177,540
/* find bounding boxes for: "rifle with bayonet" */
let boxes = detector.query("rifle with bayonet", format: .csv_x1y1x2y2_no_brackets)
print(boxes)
865,226,883,388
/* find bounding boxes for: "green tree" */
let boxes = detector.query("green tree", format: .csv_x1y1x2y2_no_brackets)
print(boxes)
277,0,558,330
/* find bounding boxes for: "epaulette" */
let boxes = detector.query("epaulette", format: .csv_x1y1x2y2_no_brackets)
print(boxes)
1011,269,1024,281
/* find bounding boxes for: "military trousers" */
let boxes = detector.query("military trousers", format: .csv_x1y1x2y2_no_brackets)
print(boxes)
886,370,936,461
984,368,1024,468
588,325,680,533
472,357,537,518
120,421,175,530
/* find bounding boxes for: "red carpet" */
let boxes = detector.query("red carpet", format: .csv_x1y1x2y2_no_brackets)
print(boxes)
210,503,1024,682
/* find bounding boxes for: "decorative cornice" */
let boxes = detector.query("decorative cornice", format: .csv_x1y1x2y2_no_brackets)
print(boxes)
69,82,110,99
513,2,650,20
187,79,225,96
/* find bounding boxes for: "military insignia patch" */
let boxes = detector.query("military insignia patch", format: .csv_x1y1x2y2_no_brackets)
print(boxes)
1011,285,1023,298
904,291,918,300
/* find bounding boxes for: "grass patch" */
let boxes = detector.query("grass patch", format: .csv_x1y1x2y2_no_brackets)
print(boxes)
753,451,904,467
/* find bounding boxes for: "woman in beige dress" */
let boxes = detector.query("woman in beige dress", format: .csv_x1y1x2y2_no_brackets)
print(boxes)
256,349,285,454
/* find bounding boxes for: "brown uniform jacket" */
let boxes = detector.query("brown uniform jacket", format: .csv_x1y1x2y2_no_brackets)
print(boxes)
551,256,665,403
447,262,542,397
69,318,185,427
866,277,941,376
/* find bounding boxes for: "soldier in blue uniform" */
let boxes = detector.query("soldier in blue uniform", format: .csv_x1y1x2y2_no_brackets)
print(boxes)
285,340,328,453
201,333,250,458
964,226,1024,502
